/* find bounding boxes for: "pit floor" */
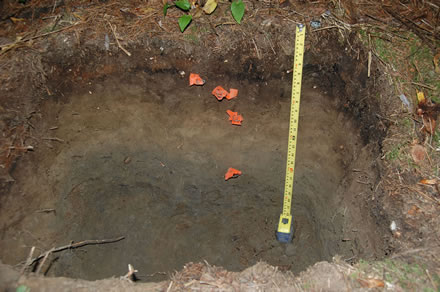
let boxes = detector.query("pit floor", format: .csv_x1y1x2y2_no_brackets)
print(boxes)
0,71,362,281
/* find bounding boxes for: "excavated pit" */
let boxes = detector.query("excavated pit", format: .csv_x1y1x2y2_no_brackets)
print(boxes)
0,44,390,282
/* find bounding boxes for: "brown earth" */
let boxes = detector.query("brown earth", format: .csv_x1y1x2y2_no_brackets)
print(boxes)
0,59,389,281
0,0,438,291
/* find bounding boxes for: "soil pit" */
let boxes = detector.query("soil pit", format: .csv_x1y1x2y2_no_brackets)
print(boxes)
0,54,388,281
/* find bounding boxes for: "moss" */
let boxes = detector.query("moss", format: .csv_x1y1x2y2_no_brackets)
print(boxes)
386,143,405,161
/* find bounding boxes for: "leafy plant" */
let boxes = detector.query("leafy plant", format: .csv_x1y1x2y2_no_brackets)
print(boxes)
175,0,191,11
163,0,244,32
163,0,192,32
16,285,30,292
178,14,192,32
163,3,171,16
231,0,245,24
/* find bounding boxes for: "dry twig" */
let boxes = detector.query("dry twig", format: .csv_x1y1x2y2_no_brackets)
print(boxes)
405,185,440,205
36,247,55,275
28,236,125,266
312,25,338,32
35,208,56,214
166,281,173,292
0,22,82,53
121,264,138,282
20,246,35,274
42,137,64,143
107,21,132,56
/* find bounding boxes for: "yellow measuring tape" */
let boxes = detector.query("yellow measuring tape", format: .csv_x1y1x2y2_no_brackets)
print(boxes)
276,24,305,243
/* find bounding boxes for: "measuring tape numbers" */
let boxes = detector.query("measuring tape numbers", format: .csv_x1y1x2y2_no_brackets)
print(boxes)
276,24,306,243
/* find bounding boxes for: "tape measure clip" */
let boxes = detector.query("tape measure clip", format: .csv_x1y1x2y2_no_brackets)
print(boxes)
276,214,294,243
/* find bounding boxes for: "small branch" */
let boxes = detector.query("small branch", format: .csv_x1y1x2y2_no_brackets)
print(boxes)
251,38,261,59
36,248,54,275
405,186,440,204
43,137,64,143
368,50,372,78
20,246,35,274
312,25,338,32
356,180,373,189
426,269,438,291
0,22,82,50
166,281,173,292
121,264,138,282
35,208,56,214
214,22,236,28
107,21,131,57
143,271,167,277
28,236,125,266
411,82,435,90
391,247,430,259
376,114,397,125
51,0,58,14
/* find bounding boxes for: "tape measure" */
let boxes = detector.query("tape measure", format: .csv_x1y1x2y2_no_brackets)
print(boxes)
276,24,306,243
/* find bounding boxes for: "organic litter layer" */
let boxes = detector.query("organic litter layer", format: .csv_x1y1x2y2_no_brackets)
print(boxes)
0,66,388,281
0,259,372,291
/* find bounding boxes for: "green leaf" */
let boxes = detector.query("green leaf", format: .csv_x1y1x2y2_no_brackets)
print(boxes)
178,15,192,32
231,0,245,24
163,3,171,16
16,285,30,292
174,0,191,11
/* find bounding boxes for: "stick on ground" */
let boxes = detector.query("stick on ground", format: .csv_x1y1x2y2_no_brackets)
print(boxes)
20,246,35,274
0,22,81,52
36,247,55,275
107,21,131,57
28,236,125,266
42,137,64,143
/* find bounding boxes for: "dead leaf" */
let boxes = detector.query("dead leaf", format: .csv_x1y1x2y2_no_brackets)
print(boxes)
10,17,25,23
357,278,385,288
417,98,440,136
72,12,86,21
135,7,155,15
410,144,426,163
419,178,438,185
191,7,204,19
417,90,425,103
434,52,440,74
407,205,420,215
202,0,217,14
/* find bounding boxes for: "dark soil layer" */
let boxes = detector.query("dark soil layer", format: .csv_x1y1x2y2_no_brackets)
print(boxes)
0,36,390,281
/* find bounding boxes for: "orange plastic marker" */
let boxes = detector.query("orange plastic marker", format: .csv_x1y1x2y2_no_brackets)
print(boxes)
189,73,205,86
226,110,243,126
226,88,238,100
225,167,242,180
212,86,229,100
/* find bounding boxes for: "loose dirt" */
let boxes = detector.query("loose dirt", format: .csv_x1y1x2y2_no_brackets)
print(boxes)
0,50,389,281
